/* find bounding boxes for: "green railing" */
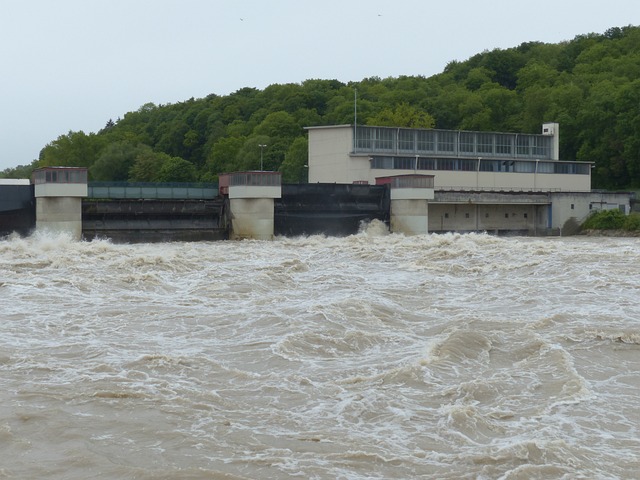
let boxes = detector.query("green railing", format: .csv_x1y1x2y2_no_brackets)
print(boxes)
88,182,219,199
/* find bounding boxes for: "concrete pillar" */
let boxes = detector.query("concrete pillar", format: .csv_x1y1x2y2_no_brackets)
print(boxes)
32,167,88,240
542,122,560,160
389,175,435,235
226,172,281,240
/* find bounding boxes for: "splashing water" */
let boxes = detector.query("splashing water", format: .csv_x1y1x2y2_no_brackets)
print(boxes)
0,231,639,479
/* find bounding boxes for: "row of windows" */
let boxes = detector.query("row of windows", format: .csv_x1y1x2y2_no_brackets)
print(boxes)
370,156,590,175
443,212,529,219
355,127,553,159
227,172,281,187
32,168,88,184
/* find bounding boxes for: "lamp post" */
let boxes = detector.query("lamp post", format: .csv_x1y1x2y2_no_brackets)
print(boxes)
258,144,267,171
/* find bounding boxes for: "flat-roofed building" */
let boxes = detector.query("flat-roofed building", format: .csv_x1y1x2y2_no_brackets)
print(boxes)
306,123,633,235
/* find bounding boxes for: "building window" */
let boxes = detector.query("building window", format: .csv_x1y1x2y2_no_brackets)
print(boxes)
477,134,494,154
459,159,477,171
571,204,575,210
356,127,373,150
496,134,513,155
485,213,489,218
524,213,528,218
438,158,457,171
465,213,470,219
437,131,456,153
505,213,509,218
394,157,415,170
444,213,449,219
517,136,531,156
417,130,435,152
533,136,550,157
398,130,415,152
513,161,536,173
479,159,499,172
371,156,393,169
419,158,436,170
374,128,394,151
459,132,475,154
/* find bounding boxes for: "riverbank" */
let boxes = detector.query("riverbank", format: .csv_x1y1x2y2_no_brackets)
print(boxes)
580,229,640,237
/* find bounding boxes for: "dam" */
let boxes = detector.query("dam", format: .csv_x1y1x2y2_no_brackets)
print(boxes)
0,169,392,242
1,122,637,241
0,165,634,242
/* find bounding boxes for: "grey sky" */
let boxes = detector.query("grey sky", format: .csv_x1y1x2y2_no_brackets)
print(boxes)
0,0,638,171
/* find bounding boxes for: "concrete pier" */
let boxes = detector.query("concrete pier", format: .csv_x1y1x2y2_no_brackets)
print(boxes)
387,175,435,235
223,172,282,240
32,167,88,239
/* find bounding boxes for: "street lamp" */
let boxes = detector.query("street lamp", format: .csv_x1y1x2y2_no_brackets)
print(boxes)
258,144,267,171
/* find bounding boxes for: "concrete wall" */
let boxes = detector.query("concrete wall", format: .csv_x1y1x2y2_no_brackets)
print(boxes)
35,183,88,197
228,185,281,199
229,198,275,240
33,179,87,239
542,122,560,160
307,125,354,183
549,191,633,232
390,199,429,235
428,203,546,234
370,168,590,192
36,197,83,238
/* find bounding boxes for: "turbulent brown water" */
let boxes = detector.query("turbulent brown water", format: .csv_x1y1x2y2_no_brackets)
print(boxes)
1,223,639,479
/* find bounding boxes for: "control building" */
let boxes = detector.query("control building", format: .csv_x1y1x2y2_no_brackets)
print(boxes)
306,123,633,235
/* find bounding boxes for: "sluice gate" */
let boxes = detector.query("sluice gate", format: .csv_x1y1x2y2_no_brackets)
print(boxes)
82,198,228,243
274,183,390,237
0,183,36,237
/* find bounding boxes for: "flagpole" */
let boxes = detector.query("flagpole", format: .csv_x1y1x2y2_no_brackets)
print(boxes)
354,88,357,152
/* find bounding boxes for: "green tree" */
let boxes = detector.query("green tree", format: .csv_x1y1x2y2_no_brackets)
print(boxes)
156,157,197,182
0,160,39,179
236,135,272,171
253,111,301,140
366,102,435,129
128,150,172,182
205,136,246,176
280,137,308,183
39,131,105,168
90,141,152,181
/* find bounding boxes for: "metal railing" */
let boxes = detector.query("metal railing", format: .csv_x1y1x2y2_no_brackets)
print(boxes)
390,175,435,189
88,181,219,199
227,171,282,187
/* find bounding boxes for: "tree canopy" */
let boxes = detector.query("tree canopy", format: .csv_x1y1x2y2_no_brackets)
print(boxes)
3,25,640,190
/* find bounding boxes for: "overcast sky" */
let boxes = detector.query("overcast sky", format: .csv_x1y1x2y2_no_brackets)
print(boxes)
0,0,638,171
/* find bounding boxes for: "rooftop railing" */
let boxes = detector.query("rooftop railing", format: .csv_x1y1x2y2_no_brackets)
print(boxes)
355,126,554,160
32,167,88,184
227,171,282,187
389,175,435,189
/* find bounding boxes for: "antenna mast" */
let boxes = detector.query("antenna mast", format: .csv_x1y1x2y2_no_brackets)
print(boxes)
354,88,357,152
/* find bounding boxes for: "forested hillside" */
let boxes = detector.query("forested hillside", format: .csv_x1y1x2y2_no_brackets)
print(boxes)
3,25,639,189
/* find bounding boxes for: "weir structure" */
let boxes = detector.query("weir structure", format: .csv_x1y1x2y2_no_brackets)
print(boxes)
384,174,435,235
221,171,282,240
83,182,226,242
32,167,88,240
